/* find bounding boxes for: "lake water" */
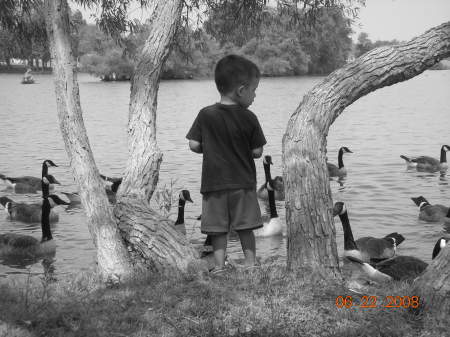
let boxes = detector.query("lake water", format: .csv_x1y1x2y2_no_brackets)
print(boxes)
0,70,449,280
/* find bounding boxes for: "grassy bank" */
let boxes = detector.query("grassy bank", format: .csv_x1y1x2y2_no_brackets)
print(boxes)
0,262,447,337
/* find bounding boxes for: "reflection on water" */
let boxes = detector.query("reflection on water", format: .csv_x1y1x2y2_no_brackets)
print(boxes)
1,70,450,279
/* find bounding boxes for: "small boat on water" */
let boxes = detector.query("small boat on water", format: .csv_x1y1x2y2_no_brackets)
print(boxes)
21,78,35,84
21,69,35,84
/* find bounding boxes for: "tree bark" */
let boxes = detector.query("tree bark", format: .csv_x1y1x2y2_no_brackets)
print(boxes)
44,0,201,281
121,0,182,202
116,0,200,270
412,246,450,320
282,22,450,275
44,0,133,282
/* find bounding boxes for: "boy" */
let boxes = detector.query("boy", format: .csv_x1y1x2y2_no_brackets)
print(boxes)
186,55,266,273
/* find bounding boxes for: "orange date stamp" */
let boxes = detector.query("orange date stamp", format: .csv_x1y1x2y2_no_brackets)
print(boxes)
335,295,420,309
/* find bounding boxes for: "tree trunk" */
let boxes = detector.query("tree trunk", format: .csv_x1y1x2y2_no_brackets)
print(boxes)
413,242,450,319
44,0,201,282
116,0,201,272
44,0,133,282
121,0,182,202
282,22,450,275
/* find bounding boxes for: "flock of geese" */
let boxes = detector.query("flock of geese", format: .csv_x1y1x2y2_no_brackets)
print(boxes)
330,144,450,284
1,144,449,282
0,160,121,258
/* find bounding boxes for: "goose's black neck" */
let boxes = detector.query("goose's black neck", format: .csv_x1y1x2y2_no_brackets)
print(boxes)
175,199,186,225
268,188,278,218
41,181,49,198
263,162,272,182
339,211,357,251
41,198,52,241
432,239,445,259
42,162,48,178
338,149,345,169
440,146,447,164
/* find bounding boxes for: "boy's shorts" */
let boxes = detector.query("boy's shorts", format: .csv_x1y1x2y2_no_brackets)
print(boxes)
201,188,263,234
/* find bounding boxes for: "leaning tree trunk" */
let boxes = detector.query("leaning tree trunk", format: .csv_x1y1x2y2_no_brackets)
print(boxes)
115,0,200,272
44,0,133,282
412,241,450,319
282,22,450,276
45,0,200,282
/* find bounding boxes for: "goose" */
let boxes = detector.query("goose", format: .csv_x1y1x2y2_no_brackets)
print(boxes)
0,194,69,223
327,147,353,178
0,177,65,257
61,191,82,205
411,196,449,222
173,189,193,235
347,237,448,282
0,174,60,193
257,155,284,201
0,160,58,193
100,174,122,203
333,201,405,262
61,177,122,206
41,159,58,176
254,180,283,237
400,145,450,172
100,174,122,185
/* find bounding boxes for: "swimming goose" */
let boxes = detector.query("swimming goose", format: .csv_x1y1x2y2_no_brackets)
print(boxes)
0,177,65,257
61,178,122,206
61,192,82,204
254,180,283,237
333,201,405,262
327,147,353,178
411,196,449,222
347,237,448,282
174,189,193,235
400,145,450,172
0,194,69,223
257,156,284,201
100,174,123,185
0,160,58,193
41,159,58,176
0,174,60,193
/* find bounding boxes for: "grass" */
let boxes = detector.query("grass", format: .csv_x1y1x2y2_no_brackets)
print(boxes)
0,261,448,337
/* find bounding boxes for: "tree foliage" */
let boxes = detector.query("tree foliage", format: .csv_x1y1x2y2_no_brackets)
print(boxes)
76,4,353,79
354,31,400,57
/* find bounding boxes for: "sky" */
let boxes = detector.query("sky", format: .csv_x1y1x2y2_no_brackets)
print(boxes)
352,0,450,41
72,0,450,42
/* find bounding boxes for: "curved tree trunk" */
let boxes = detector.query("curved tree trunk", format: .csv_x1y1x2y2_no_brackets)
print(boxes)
44,0,200,282
412,243,450,319
44,0,133,282
282,22,450,275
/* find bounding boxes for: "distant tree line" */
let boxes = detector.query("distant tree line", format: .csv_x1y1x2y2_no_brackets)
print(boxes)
353,32,400,57
1,3,404,80
78,6,355,80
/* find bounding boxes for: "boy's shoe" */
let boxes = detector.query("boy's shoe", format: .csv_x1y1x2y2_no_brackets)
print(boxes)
209,262,235,276
209,267,227,275
236,261,261,272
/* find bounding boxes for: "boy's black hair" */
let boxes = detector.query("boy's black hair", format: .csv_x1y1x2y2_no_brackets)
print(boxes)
214,55,260,95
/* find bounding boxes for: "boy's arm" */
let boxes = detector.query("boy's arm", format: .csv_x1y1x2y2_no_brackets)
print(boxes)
189,139,203,153
252,146,263,158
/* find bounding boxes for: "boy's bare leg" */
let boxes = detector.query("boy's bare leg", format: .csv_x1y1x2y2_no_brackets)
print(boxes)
237,229,256,266
211,233,228,269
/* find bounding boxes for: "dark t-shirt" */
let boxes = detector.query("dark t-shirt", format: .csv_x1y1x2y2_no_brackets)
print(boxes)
186,103,266,193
